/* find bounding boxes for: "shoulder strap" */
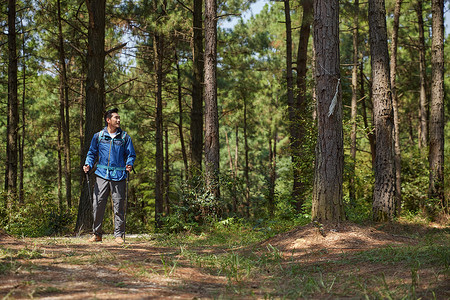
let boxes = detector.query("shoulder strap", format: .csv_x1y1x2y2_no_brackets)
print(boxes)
97,130,105,142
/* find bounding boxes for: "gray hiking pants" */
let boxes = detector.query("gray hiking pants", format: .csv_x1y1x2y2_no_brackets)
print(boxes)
92,176,126,238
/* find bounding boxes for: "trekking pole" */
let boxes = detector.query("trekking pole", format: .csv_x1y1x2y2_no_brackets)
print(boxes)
85,169,94,236
123,170,129,243
85,169,92,206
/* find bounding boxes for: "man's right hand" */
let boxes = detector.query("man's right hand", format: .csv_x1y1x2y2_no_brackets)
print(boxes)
83,165,90,173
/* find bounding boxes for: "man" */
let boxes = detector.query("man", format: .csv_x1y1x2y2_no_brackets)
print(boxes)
83,108,136,244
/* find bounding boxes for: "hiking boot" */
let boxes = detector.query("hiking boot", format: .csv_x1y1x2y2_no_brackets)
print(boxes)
88,234,102,242
115,237,124,244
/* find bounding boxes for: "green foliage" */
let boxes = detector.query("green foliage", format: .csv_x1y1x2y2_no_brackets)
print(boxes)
161,175,222,233
0,193,75,237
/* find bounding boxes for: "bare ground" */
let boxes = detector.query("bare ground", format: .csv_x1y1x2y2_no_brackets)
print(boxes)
0,221,449,299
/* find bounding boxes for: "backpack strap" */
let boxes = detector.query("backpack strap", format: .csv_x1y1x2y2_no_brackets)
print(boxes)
122,131,128,142
97,130,105,143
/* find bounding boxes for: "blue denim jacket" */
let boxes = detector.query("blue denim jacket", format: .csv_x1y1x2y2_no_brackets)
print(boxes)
85,127,136,181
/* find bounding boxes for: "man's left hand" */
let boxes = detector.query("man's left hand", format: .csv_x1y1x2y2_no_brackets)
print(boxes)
126,165,133,172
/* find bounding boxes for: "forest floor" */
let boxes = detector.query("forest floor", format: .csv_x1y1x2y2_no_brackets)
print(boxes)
0,219,449,299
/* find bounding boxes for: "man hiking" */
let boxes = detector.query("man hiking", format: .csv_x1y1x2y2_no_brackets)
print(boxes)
83,108,136,244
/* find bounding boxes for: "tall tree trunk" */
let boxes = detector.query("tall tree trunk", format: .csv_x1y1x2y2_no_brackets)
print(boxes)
268,127,277,217
78,80,85,191
75,0,106,232
190,0,204,175
292,0,313,212
283,0,297,210
349,0,359,205
312,0,345,222
154,32,164,229
360,63,376,167
416,0,428,151
429,0,445,209
58,123,63,210
225,130,237,213
204,0,220,200
243,97,250,218
175,51,189,177
57,0,72,208
19,19,26,204
234,126,238,178
369,0,396,221
164,128,170,216
390,0,403,216
7,0,18,204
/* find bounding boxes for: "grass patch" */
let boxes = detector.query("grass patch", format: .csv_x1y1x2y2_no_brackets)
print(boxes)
150,219,449,299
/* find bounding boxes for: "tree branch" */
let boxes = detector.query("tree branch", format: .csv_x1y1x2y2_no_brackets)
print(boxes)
105,77,137,94
176,0,193,14
105,42,127,56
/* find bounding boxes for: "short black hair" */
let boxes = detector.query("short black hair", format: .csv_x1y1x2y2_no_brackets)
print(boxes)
104,108,119,126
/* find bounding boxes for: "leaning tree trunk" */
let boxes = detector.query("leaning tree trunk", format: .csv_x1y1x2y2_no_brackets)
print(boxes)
390,0,403,216
204,0,220,201
311,0,345,222
369,0,396,222
75,0,106,233
7,0,18,204
190,0,204,175
429,0,445,210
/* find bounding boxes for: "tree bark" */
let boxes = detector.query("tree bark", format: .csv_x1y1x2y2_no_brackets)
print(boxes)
19,19,26,204
429,0,445,209
268,127,277,217
312,0,345,222
78,80,85,191
349,0,359,205
416,0,428,151
360,63,376,167
75,0,106,232
390,0,403,216
292,0,313,212
164,128,170,216
154,32,164,229
190,0,204,175
7,0,18,203
175,51,189,177
283,0,297,210
369,0,396,221
204,0,220,200
225,130,237,213
243,97,250,218
58,122,63,210
57,0,72,208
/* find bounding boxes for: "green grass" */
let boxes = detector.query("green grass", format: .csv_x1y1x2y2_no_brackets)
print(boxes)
1,217,448,299
149,219,449,299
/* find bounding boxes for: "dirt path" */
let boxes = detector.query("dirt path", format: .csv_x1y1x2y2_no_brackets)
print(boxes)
0,234,228,299
1,222,449,299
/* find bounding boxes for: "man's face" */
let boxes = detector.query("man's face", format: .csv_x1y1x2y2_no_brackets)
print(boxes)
107,113,120,129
